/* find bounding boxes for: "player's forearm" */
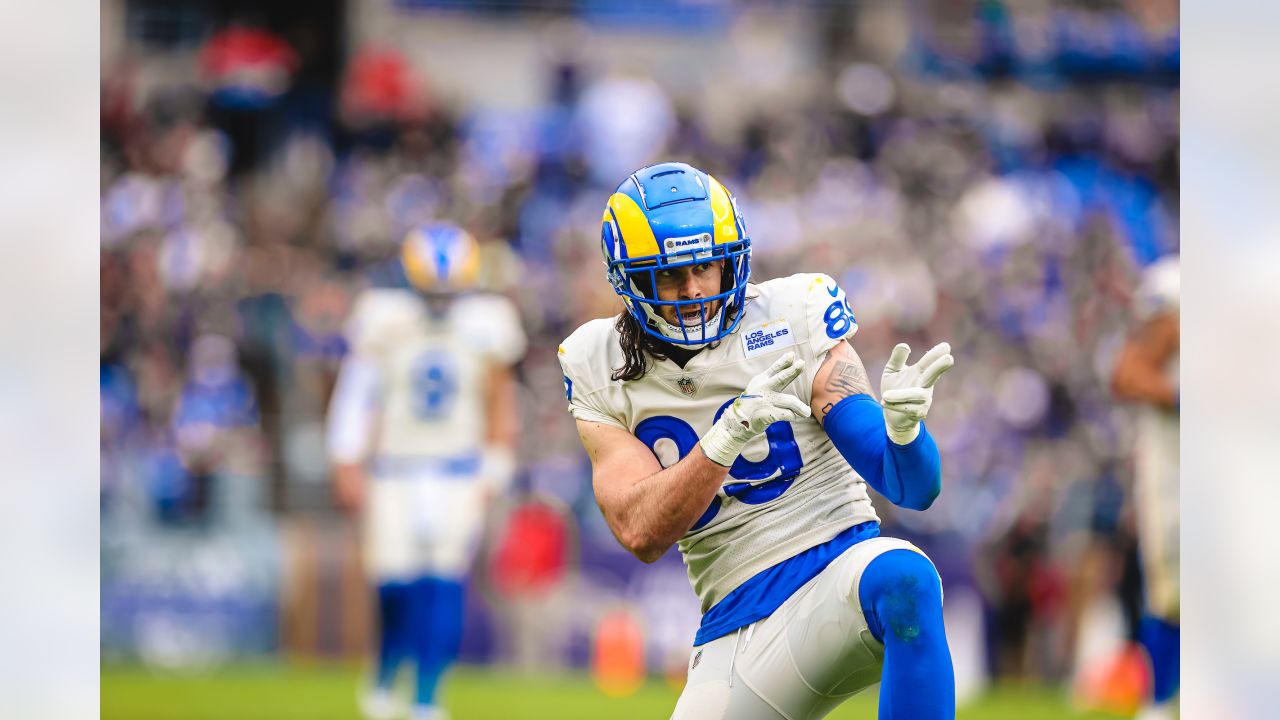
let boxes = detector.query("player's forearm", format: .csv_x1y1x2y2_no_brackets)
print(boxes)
1112,316,1179,411
823,394,941,511
484,363,519,451
600,445,728,563
1111,359,1178,410
479,364,520,497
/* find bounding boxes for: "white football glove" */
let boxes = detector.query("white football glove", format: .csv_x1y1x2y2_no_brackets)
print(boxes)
880,342,954,445
700,352,812,467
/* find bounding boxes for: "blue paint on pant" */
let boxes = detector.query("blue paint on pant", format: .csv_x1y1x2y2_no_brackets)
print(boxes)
858,549,955,720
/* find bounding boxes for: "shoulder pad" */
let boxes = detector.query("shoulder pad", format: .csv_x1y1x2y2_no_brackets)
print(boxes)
558,318,620,394
454,293,528,365
755,273,858,355
1136,255,1179,319
346,288,423,357
557,318,627,428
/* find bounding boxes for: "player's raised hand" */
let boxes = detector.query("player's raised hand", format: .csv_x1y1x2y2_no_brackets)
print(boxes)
701,352,811,467
880,342,954,444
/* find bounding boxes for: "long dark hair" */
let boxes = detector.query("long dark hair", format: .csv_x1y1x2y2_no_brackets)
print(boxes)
611,312,675,382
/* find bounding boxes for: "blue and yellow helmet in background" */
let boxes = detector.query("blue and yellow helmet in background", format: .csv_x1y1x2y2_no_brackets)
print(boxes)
600,162,751,346
401,222,481,294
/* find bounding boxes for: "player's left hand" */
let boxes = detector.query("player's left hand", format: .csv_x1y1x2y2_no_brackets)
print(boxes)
880,342,954,444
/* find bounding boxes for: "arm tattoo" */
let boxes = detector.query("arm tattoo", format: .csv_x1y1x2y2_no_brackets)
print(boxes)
819,402,835,421
824,360,872,397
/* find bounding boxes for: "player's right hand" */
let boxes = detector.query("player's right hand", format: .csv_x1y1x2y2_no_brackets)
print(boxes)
700,352,811,467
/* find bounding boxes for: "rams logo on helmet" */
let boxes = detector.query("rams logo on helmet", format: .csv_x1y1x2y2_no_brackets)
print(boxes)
600,162,751,346
401,222,481,294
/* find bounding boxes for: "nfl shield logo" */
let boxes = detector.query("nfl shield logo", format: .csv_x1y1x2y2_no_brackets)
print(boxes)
677,377,697,396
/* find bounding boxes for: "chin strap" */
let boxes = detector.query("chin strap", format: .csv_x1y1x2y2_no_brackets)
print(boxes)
656,310,723,347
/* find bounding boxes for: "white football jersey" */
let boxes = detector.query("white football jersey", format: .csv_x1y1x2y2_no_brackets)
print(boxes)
1132,256,1179,615
347,287,526,462
559,273,880,612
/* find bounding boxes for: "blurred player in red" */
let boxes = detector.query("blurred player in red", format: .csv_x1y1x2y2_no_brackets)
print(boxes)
1112,254,1179,718
327,223,525,720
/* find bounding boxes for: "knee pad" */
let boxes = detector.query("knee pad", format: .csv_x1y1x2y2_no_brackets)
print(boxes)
858,549,943,645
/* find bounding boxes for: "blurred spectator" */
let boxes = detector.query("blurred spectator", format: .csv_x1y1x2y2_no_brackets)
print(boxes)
576,69,675,186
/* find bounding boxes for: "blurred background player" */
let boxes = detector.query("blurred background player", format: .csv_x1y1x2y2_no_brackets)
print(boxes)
1111,254,1179,717
326,222,527,720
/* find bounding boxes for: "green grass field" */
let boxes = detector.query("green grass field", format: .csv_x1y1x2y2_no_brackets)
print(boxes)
102,663,1120,720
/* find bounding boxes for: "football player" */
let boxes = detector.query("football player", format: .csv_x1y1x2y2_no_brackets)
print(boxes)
1111,254,1179,718
327,222,526,720
559,162,956,719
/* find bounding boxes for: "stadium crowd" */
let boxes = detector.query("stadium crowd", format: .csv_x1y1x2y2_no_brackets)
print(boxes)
100,0,1178,688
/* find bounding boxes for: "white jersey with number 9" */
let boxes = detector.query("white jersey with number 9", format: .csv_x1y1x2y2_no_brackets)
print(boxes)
344,288,524,459
333,287,526,579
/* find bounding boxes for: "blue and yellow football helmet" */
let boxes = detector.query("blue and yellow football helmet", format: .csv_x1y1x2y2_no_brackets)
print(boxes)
401,222,481,294
600,162,751,346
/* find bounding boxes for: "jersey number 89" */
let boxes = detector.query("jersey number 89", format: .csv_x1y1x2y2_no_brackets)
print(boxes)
635,398,804,532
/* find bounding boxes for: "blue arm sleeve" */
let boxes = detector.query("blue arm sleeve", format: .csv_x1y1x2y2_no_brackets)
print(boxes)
822,394,942,511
